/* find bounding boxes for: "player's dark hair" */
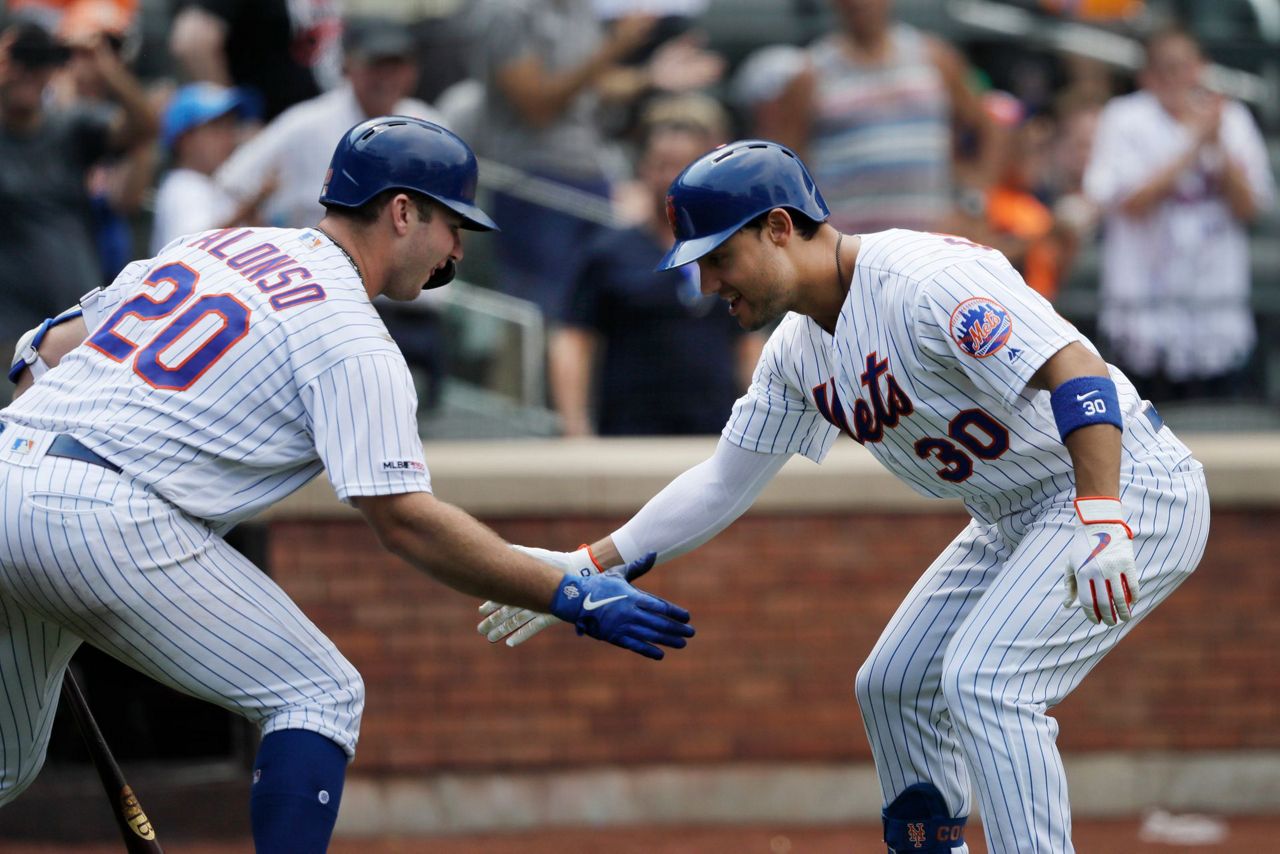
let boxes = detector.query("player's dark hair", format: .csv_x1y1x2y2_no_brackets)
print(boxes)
741,208,823,240
323,188,435,226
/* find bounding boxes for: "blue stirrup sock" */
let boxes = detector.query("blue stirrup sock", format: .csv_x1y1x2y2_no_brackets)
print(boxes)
250,729,348,853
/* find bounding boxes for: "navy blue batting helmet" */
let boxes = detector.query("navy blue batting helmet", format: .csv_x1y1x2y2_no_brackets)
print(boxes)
319,116,498,232
657,140,829,270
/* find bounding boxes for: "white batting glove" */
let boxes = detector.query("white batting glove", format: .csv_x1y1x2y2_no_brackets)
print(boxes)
478,545,606,646
1064,497,1140,626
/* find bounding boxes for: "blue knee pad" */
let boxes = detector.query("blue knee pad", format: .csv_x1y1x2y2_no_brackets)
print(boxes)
883,782,967,853
251,729,348,853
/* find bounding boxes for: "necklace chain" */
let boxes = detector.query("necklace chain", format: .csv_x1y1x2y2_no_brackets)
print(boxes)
834,232,846,292
317,227,365,289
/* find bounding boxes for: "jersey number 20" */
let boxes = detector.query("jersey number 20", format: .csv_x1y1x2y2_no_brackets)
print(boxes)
87,262,250,391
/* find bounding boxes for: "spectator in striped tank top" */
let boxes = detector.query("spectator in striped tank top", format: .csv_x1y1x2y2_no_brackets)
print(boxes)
756,0,1000,235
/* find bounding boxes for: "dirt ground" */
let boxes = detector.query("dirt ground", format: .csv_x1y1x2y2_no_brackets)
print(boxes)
0,815,1265,853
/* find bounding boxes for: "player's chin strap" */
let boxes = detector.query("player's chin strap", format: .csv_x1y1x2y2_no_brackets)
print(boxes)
423,259,456,289
883,782,967,853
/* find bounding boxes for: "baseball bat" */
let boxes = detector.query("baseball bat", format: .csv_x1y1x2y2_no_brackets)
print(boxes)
61,668,164,853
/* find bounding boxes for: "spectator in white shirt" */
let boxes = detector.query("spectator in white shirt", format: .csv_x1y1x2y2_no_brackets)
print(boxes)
215,16,444,230
1084,26,1275,401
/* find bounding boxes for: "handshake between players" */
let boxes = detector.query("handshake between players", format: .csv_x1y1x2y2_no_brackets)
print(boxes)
544,551,693,660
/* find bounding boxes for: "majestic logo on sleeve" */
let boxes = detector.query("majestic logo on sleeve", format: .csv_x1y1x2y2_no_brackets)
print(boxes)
949,297,1013,358
812,352,914,445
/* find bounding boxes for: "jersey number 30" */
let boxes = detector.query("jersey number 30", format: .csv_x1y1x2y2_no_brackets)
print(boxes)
913,409,1010,483
87,262,250,391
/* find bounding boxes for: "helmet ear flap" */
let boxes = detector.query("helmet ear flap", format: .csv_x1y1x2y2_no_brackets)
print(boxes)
424,260,455,289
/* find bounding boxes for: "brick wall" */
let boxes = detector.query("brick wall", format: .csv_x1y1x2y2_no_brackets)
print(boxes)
268,509,1274,776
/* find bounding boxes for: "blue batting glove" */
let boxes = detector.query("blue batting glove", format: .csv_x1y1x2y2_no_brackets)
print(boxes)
480,551,662,647
548,554,694,660
611,551,655,582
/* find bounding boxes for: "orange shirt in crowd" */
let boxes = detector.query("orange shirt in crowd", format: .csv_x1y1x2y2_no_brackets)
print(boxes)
986,186,1061,300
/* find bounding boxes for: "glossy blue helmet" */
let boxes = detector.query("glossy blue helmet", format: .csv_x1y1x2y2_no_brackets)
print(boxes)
319,116,498,232
657,139,829,270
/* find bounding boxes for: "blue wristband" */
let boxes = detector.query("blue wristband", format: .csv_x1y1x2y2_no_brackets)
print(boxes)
1050,376,1123,442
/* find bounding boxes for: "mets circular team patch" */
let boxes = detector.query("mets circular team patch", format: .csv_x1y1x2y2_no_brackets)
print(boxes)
949,297,1013,358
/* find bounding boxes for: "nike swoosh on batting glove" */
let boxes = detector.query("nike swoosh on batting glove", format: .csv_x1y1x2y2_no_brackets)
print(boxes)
547,557,693,660
478,545,597,643
480,549,656,647
1064,496,1140,626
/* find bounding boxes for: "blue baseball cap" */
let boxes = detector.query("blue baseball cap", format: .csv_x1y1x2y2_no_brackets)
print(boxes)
162,83,247,148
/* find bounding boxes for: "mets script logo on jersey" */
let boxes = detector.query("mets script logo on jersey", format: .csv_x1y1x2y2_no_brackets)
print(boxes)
949,297,1013,358
811,352,914,445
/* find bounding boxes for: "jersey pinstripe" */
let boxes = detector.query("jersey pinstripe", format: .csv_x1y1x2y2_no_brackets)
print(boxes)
0,223,435,803
723,229,1193,524
719,229,1207,852
1,226,431,528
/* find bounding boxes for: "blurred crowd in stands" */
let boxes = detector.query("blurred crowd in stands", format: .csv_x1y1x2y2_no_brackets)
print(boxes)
0,0,1274,434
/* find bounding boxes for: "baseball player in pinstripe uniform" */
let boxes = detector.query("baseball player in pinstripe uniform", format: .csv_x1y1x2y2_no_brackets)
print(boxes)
479,140,1209,853
0,117,694,851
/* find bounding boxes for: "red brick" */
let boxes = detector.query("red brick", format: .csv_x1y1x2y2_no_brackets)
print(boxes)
268,508,1275,773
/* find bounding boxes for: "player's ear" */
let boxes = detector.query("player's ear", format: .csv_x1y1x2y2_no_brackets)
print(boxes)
388,193,413,236
764,208,793,247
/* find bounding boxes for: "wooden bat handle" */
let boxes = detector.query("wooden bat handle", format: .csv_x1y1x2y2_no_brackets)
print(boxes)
62,669,164,853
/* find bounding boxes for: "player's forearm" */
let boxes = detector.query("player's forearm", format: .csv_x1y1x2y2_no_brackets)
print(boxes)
359,493,565,611
605,438,788,566
10,314,90,396
1064,424,1122,498
1031,343,1122,497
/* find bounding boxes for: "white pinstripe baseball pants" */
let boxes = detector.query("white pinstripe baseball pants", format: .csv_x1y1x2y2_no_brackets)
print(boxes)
0,433,363,807
856,459,1209,853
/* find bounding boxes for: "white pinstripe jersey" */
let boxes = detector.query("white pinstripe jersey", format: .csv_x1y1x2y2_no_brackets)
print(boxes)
724,230,1191,524
2,226,431,528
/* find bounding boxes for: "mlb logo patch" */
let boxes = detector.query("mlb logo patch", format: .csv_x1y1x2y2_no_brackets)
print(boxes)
381,459,426,472
10,438,34,454
949,297,1013,358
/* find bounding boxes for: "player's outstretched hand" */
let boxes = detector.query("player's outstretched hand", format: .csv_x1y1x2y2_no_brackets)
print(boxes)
1064,497,1140,626
478,545,593,645
548,557,692,660
478,547,654,647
